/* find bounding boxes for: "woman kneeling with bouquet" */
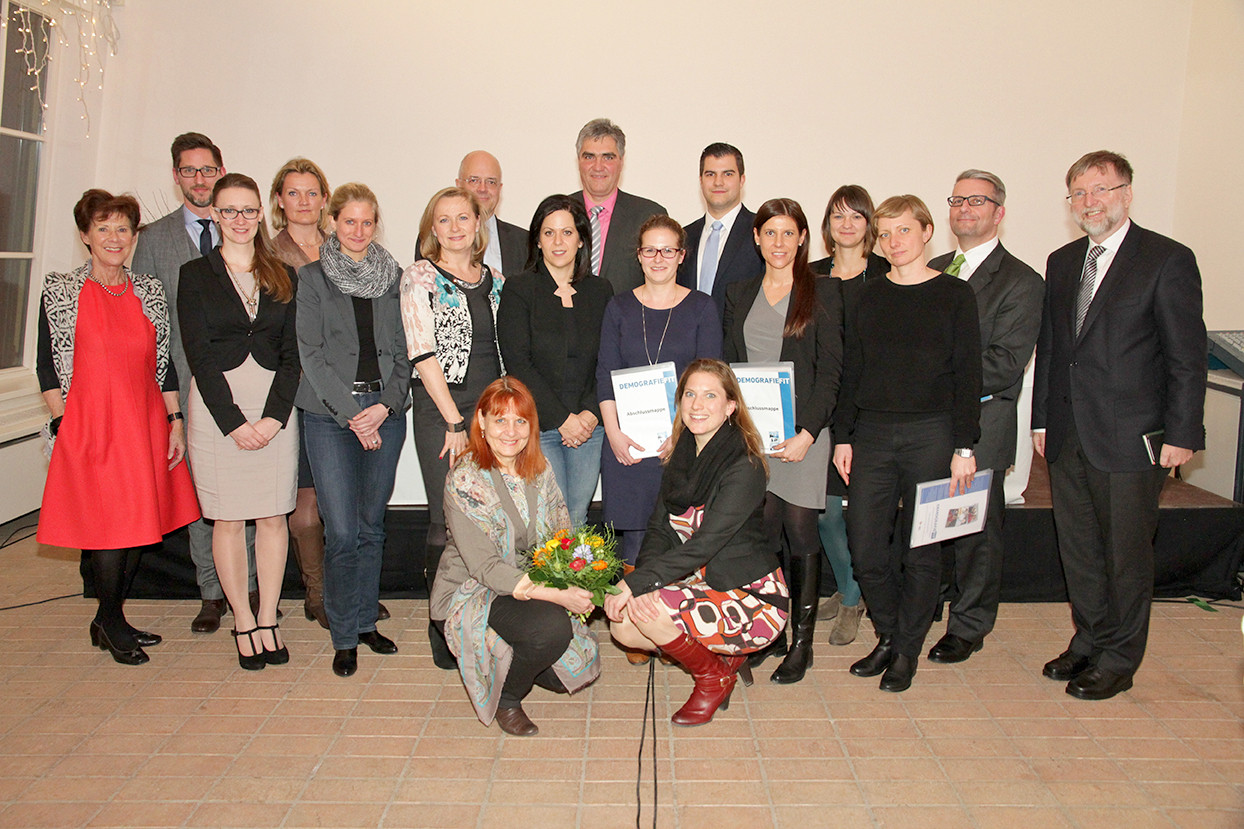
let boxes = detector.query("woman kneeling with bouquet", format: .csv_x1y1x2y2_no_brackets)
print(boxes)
432,377,601,736
604,359,788,726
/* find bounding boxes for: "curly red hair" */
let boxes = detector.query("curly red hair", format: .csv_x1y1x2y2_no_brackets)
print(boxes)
466,377,546,481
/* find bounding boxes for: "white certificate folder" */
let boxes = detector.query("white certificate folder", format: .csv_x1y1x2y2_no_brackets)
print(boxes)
730,362,796,454
610,362,678,460
908,468,993,547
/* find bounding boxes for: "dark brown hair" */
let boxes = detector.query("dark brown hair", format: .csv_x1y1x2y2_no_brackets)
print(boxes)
821,185,877,256
170,131,222,168
73,189,140,234
212,173,292,303
754,198,817,339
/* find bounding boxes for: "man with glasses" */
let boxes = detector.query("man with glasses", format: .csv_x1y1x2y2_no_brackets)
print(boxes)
926,170,1044,666
133,132,259,635
454,150,528,276
677,143,763,312
1033,151,1205,700
571,118,666,293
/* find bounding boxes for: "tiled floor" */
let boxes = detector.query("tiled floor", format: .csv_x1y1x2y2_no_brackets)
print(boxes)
0,526,1241,828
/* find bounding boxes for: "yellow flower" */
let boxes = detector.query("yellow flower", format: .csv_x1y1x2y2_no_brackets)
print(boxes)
589,536,603,548
545,540,559,552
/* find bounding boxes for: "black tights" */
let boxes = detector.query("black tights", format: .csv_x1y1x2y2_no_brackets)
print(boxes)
86,546,142,646
763,494,820,571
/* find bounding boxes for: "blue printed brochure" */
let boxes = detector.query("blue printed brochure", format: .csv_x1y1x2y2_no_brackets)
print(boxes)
729,362,796,454
610,362,678,460
909,468,993,547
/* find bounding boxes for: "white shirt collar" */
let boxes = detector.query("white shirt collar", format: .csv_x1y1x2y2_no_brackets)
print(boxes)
953,236,1000,280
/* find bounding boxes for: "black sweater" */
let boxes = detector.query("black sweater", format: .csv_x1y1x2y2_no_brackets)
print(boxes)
835,273,982,448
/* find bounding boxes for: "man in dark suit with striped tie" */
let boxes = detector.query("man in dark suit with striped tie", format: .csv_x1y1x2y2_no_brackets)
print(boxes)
1032,150,1206,700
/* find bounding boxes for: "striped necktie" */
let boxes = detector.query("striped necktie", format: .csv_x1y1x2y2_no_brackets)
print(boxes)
589,205,605,276
1075,245,1106,335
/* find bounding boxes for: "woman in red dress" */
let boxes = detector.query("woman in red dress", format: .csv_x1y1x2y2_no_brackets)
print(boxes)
37,190,200,665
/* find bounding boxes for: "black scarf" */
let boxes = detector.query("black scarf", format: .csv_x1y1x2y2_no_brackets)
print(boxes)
663,420,750,514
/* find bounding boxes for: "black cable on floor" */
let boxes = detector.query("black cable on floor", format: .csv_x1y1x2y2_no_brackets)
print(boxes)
636,657,657,829
0,593,80,612
0,523,38,549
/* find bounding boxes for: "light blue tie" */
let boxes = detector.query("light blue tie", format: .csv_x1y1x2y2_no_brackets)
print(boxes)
699,220,724,295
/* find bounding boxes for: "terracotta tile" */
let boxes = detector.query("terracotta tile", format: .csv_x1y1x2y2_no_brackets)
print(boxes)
1045,780,1154,806
859,778,959,805
774,805,872,827
969,805,1075,828
1167,809,1244,829
940,757,1038,782
382,802,482,827
86,801,198,828
185,800,293,827
871,804,975,828
19,775,125,802
1066,806,1186,829
678,804,775,828
761,757,855,781
0,801,102,828
1142,781,1244,809
953,779,1058,805
284,802,387,827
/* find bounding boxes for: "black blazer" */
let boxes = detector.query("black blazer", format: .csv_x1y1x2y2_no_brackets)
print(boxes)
810,251,890,281
930,243,1044,470
572,189,667,294
177,250,301,436
1033,222,1205,472
495,264,614,429
677,206,764,312
626,435,778,594
723,275,844,437
494,216,530,277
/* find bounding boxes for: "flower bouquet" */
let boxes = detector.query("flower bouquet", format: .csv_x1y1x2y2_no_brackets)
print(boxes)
526,526,623,621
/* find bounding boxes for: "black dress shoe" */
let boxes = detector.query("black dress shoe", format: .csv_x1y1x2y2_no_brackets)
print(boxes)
927,633,982,664
191,599,226,634
376,602,390,621
89,621,149,666
1066,668,1133,701
1042,649,1094,681
746,628,787,670
849,635,894,678
879,653,917,693
332,648,358,677
128,627,162,647
358,630,397,655
494,705,539,736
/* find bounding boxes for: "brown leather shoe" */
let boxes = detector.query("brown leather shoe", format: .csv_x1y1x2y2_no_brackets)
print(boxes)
191,599,226,634
495,705,539,736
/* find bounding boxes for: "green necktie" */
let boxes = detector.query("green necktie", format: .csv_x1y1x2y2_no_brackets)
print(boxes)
945,253,966,277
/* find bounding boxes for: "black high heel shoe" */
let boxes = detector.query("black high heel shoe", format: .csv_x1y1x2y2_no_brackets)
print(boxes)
232,627,267,671
126,624,162,647
258,624,289,665
89,621,149,666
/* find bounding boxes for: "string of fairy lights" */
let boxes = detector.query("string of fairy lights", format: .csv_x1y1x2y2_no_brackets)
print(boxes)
1,0,118,137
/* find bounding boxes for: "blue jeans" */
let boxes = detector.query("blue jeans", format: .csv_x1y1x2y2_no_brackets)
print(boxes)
539,426,603,528
302,392,405,649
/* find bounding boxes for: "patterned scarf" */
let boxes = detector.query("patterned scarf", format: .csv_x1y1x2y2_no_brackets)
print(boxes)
318,233,400,299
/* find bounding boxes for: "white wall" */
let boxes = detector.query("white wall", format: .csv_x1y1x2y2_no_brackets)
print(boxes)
23,0,1241,506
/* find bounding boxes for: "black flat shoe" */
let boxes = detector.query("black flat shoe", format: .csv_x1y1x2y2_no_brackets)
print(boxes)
121,623,161,647
1066,668,1133,701
1042,649,1094,682
428,621,457,670
89,621,149,666
927,633,982,664
232,628,266,671
332,647,358,677
849,635,894,678
358,630,397,655
258,624,289,665
879,653,916,693
376,602,390,621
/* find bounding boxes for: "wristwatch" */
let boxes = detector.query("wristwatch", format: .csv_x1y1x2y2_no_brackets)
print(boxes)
954,447,974,458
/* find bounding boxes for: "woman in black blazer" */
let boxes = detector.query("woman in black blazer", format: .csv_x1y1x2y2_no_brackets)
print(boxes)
809,185,887,647
178,173,300,670
496,195,613,527
605,359,786,726
723,198,843,684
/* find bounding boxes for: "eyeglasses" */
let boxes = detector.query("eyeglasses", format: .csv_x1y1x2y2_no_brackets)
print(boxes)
214,207,262,220
1066,183,1129,203
638,246,681,259
947,195,1001,208
464,176,501,189
177,165,221,179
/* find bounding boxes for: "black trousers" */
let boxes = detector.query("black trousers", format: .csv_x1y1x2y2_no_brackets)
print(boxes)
439,596,572,708
1047,422,1168,675
945,468,1007,642
846,414,953,659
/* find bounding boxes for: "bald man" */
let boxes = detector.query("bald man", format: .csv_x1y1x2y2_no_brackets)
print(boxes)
455,150,530,276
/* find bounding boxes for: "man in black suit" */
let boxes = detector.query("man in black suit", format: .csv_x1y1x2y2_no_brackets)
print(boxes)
1033,151,1206,701
571,118,666,294
455,150,529,276
677,143,764,312
927,170,1044,666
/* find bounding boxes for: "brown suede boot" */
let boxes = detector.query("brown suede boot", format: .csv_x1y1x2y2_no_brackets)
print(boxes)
289,512,328,630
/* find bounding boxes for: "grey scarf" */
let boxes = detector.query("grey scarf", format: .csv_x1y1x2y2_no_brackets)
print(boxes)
318,233,400,299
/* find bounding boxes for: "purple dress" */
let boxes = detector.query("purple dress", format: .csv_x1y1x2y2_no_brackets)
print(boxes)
595,290,723,529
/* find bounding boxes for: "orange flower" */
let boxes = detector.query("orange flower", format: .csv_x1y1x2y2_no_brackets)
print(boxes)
591,561,608,570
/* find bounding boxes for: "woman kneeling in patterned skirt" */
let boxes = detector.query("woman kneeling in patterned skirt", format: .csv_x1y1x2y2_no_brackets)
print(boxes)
604,359,788,726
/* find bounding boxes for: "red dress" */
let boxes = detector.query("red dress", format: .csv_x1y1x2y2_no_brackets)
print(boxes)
37,280,200,549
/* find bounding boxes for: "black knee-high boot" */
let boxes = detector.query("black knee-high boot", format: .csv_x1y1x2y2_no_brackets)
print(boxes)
770,550,820,684
424,540,457,670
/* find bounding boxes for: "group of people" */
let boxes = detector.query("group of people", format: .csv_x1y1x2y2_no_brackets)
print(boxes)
37,118,1206,735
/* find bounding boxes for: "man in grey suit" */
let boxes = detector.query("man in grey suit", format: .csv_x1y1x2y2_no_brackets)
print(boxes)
927,170,1045,665
455,150,529,277
571,118,666,294
132,132,256,634
677,142,764,313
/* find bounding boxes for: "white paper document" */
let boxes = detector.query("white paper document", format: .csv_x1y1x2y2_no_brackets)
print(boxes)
729,362,796,454
610,362,678,460
908,468,993,547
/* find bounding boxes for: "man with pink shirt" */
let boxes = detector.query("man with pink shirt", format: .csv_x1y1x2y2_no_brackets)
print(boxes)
571,118,666,294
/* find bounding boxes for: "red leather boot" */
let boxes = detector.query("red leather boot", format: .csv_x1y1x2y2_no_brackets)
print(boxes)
659,633,740,726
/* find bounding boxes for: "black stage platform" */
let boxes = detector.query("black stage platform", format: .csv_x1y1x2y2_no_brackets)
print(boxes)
107,458,1244,603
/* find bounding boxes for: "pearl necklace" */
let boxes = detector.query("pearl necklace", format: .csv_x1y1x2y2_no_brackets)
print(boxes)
88,274,129,297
